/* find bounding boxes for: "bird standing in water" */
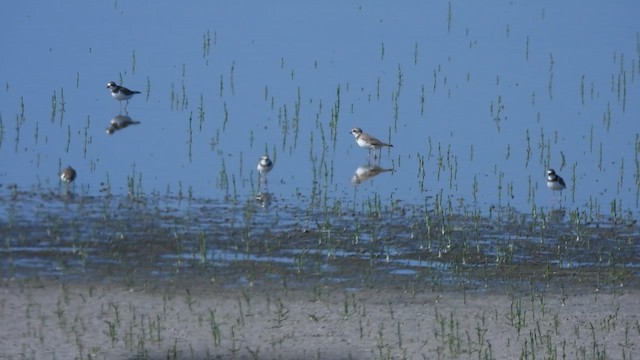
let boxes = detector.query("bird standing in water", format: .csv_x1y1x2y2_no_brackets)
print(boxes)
350,127,393,159
106,81,141,111
546,168,566,193
257,154,273,195
60,166,77,194
257,155,273,178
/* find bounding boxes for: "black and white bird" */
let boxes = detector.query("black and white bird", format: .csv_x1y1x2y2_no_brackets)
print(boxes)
546,168,566,193
257,155,273,175
257,154,273,189
106,81,141,110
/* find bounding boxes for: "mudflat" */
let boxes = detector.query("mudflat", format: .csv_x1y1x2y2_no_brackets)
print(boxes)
1,279,637,359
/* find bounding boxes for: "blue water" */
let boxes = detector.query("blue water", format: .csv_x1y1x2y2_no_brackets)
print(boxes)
2,190,637,290
1,1,639,216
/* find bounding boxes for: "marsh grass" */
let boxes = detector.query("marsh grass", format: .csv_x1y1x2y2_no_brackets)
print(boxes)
58,88,66,125
2,25,640,349
131,49,136,75
187,111,193,163
50,91,57,124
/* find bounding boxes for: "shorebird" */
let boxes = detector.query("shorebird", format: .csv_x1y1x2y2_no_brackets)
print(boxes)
257,155,273,176
106,81,141,110
546,168,566,193
60,166,77,194
257,154,273,187
350,128,393,158
60,166,77,184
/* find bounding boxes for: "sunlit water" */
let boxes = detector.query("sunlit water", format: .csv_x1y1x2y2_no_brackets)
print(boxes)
1,189,638,291
1,1,639,288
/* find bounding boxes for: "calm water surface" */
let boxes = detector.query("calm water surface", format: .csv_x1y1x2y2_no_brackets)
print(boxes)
1,1,639,289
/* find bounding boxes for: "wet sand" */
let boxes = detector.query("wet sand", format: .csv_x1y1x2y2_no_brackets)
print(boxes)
1,279,638,359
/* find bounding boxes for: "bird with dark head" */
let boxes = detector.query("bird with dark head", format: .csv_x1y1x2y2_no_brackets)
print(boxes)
257,155,273,175
106,81,141,110
546,168,566,193
60,166,77,184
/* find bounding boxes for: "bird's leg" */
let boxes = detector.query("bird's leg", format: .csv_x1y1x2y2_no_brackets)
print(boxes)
259,173,269,191
63,182,72,196
366,150,374,164
371,147,384,163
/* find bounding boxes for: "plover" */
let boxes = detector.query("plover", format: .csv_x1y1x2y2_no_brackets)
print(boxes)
257,154,273,188
350,128,393,155
60,166,77,184
546,168,566,193
257,155,273,175
106,81,141,109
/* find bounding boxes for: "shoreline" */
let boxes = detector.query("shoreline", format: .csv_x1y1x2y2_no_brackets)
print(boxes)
1,278,638,359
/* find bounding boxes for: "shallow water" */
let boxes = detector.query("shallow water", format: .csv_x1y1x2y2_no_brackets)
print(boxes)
2,188,638,292
1,1,639,217
1,2,639,295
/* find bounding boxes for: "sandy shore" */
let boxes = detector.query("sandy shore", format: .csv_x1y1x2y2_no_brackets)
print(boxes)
0,279,638,359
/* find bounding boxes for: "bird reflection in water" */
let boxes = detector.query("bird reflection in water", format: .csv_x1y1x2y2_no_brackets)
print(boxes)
106,114,141,135
548,208,566,223
255,191,272,208
351,164,393,185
